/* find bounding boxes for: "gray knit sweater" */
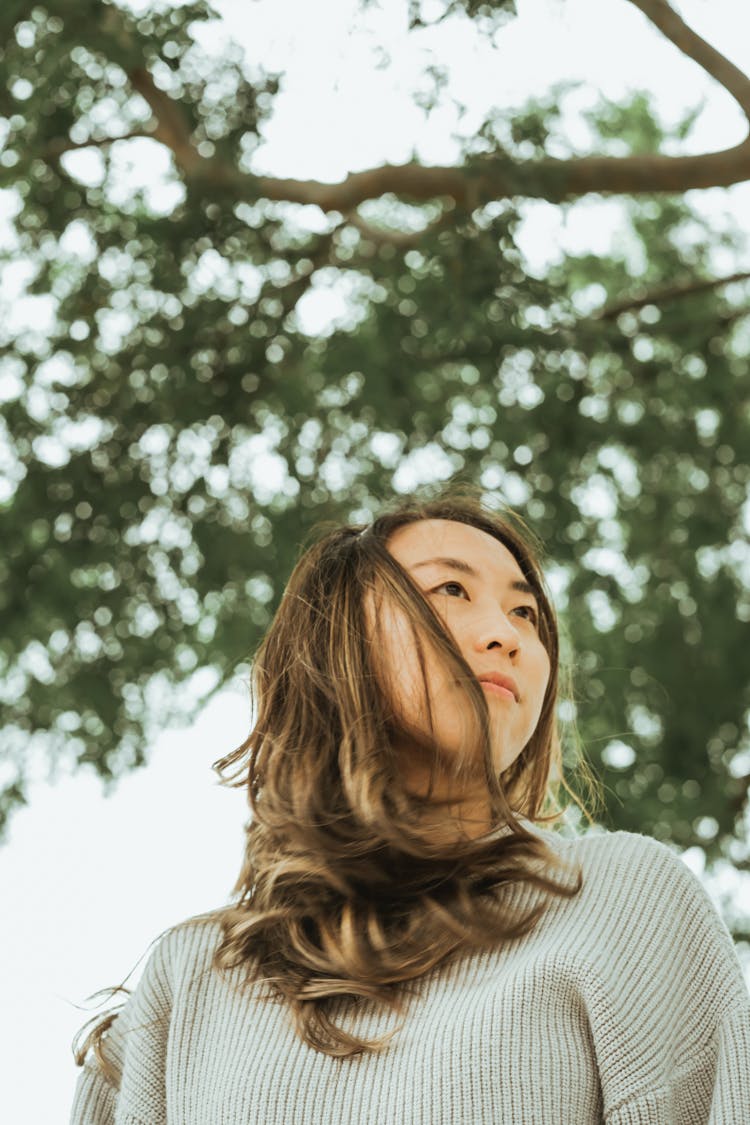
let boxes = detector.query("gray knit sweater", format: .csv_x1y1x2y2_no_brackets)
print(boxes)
70,823,750,1124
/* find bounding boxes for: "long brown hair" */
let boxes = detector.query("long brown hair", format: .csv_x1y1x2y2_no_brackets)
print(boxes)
74,482,602,1074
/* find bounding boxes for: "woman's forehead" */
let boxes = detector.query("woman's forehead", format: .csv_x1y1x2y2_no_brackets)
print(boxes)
386,520,523,581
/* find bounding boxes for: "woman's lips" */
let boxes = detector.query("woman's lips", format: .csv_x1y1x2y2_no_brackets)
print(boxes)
481,682,516,701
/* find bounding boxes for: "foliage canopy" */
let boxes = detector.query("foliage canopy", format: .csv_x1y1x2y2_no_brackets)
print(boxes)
1,0,749,940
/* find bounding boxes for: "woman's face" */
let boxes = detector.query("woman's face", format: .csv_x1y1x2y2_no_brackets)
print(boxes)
371,518,551,799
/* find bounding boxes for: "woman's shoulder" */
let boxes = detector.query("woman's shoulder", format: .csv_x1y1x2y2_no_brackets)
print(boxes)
155,910,225,974
529,816,688,871
127,910,225,1004
530,818,737,947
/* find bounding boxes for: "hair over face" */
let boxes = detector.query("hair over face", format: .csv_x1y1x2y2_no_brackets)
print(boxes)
74,483,602,1071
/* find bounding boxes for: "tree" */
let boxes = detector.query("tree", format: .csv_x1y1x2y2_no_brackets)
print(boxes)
1,0,749,941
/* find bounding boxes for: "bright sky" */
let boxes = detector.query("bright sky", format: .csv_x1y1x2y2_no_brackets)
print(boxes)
4,1,750,1120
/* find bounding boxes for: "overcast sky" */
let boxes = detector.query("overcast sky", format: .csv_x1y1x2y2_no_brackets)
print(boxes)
3,1,750,1120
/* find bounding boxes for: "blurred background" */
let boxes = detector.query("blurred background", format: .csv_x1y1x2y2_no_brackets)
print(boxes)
1,0,750,1118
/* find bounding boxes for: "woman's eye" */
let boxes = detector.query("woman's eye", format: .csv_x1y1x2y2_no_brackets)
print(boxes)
433,581,467,598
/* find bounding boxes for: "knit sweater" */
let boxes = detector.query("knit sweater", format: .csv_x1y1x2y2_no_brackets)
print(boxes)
70,821,750,1125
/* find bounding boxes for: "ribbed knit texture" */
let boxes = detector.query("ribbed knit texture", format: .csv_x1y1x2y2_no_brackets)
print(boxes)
70,823,750,1124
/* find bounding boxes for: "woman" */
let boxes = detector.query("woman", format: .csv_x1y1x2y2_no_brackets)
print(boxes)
70,486,750,1124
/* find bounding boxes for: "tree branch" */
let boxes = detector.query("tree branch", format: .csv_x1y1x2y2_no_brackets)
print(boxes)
239,0,750,210
596,270,750,319
127,66,203,175
66,0,750,217
247,145,750,210
628,0,750,122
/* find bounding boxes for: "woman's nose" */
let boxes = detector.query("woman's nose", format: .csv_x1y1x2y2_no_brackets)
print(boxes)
470,611,521,652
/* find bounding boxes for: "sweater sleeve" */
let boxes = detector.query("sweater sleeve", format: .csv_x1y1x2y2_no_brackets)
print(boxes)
601,836,750,1125
69,929,176,1125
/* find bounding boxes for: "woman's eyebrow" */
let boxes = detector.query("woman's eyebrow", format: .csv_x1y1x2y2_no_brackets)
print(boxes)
411,556,538,600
